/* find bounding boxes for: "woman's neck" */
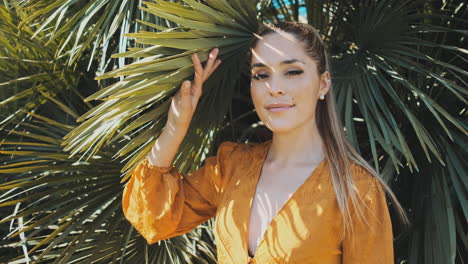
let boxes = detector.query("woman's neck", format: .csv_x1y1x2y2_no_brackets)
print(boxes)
267,122,325,167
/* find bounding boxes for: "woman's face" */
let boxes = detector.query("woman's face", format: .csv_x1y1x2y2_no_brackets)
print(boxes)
250,31,330,134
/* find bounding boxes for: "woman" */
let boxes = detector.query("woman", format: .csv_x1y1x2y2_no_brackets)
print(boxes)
122,22,409,264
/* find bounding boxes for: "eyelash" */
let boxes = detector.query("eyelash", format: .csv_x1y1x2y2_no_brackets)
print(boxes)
251,70,304,80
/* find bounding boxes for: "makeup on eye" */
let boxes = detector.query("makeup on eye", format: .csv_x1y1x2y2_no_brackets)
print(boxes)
251,69,304,80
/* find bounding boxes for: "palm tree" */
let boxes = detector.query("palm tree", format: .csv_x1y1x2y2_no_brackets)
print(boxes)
1,0,466,263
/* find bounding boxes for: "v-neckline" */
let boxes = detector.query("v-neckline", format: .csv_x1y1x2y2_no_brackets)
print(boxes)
245,140,327,259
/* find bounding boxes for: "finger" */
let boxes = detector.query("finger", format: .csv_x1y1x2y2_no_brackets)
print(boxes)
180,80,192,104
202,48,219,81
192,53,203,89
182,80,191,93
205,59,222,78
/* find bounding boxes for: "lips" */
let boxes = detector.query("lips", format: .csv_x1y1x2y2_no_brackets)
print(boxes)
265,103,295,113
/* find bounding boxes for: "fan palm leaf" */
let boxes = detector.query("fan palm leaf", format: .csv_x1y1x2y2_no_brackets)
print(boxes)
61,0,258,179
0,101,217,263
0,4,86,131
9,0,141,72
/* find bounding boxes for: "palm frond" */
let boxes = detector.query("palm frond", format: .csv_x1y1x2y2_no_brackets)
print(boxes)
0,5,84,131
10,0,143,73
62,0,258,178
0,105,217,264
407,129,467,264
319,0,467,174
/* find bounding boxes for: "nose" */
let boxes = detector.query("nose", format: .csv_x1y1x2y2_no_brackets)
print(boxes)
266,78,285,96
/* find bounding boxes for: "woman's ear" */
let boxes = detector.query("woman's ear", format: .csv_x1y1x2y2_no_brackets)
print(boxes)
319,71,331,96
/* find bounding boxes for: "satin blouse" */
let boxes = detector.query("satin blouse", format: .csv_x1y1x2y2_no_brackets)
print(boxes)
122,140,394,263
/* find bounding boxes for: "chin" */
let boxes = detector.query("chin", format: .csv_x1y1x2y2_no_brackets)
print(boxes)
264,121,298,134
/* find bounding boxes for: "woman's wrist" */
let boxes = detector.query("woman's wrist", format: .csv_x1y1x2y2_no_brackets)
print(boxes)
145,123,187,167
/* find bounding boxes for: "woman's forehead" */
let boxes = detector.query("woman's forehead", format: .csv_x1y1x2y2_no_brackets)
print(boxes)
250,33,311,68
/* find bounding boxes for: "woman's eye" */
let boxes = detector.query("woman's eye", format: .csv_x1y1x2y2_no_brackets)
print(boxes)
252,73,268,80
251,70,302,80
286,70,304,76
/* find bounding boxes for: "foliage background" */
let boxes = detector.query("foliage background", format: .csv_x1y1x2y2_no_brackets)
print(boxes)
0,0,466,263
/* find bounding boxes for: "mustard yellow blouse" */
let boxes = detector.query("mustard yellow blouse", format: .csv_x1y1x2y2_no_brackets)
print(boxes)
122,140,394,263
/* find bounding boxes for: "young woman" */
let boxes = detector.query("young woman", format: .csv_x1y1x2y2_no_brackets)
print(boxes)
122,22,409,264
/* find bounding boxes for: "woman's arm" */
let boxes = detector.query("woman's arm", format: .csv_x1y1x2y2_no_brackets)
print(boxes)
122,140,237,244
121,48,224,244
341,177,394,264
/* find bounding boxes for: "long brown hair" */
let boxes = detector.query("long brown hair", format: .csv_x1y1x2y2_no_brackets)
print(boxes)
248,21,410,238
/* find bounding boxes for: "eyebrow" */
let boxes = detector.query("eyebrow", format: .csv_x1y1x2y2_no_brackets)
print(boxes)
251,59,305,69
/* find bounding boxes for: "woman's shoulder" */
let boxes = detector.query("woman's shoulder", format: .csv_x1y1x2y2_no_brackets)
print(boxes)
347,159,380,186
343,160,389,214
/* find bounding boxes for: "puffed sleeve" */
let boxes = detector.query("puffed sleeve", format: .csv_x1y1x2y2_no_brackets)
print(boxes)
122,141,238,244
342,177,394,264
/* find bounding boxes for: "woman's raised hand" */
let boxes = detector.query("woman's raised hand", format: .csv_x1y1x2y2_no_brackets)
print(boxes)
148,48,221,167
167,48,222,134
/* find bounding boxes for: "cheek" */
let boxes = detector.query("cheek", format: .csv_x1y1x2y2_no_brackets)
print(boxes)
295,76,320,99
250,83,263,106
292,79,319,114
250,84,270,122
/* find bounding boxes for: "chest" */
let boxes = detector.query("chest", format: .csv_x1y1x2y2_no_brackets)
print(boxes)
251,166,312,215
214,158,343,263
248,166,317,254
